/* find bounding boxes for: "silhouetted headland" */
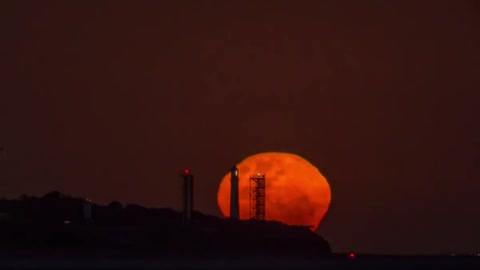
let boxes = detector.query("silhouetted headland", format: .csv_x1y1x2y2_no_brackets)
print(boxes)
0,191,331,258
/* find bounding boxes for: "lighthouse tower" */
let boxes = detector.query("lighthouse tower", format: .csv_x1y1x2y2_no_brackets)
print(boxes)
230,166,240,219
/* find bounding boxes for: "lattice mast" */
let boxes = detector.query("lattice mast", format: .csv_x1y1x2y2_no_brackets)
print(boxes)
249,174,266,220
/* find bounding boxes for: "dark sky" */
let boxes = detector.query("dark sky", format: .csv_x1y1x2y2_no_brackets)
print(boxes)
1,0,479,254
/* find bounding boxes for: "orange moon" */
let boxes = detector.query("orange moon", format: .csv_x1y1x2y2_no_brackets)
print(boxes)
217,152,331,231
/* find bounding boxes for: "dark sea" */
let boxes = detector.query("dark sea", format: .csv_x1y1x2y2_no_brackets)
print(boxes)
0,255,479,270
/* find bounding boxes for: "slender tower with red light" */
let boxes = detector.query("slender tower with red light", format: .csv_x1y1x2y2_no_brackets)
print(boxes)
182,169,194,222
230,166,240,219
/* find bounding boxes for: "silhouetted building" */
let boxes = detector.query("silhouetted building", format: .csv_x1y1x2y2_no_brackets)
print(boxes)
182,169,194,222
83,198,93,224
230,166,240,219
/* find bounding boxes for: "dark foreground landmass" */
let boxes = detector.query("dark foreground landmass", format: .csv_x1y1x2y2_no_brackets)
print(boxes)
0,191,330,258
2,192,479,269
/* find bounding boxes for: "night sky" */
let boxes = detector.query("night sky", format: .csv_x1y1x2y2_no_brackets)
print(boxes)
1,0,479,255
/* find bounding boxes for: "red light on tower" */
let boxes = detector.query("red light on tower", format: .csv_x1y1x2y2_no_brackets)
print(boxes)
348,252,356,259
184,169,189,174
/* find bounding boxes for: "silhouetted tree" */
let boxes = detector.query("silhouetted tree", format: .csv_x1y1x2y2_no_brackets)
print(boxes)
108,201,122,210
42,190,63,200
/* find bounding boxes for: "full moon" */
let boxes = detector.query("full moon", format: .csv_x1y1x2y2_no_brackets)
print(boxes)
217,152,331,231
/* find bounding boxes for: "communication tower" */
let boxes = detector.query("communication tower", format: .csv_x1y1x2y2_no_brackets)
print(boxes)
249,173,266,220
181,169,194,222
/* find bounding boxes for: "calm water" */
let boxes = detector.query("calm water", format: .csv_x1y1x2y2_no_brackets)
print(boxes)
0,256,479,269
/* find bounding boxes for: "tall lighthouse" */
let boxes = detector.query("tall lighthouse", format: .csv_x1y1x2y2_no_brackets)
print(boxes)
230,166,240,219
